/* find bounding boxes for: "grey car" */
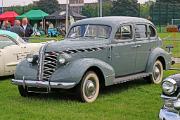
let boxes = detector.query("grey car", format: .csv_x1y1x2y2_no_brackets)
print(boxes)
12,17,171,103
160,74,180,120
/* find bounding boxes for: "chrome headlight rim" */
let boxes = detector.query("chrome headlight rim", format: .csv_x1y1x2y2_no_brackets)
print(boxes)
26,54,34,63
58,53,71,64
58,56,66,64
26,54,39,63
162,78,177,96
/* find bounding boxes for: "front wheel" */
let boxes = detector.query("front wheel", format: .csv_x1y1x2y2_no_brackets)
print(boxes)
149,60,164,84
78,71,100,103
18,86,29,97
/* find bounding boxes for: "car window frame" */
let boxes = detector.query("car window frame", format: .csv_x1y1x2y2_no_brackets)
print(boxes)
0,35,19,46
135,23,148,41
66,24,112,39
113,23,134,43
148,24,157,39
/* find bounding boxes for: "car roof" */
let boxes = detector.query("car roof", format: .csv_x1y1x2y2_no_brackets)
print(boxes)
73,16,154,27
0,30,19,40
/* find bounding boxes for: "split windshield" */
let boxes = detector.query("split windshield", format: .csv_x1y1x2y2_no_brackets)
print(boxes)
67,24,112,39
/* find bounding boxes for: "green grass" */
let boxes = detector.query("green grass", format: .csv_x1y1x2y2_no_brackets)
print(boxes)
29,36,64,43
0,34,178,120
158,33,180,58
0,70,179,120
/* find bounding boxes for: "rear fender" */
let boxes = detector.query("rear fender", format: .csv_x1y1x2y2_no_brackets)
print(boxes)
146,47,171,73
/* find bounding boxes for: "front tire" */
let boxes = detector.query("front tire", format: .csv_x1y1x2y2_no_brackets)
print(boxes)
78,71,100,103
149,60,164,84
18,86,29,97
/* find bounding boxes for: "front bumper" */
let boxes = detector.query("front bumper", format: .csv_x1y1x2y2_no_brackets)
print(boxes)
12,79,76,89
159,108,180,120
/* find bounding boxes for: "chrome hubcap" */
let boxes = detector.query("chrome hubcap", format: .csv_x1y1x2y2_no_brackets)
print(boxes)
153,64,161,81
85,80,96,99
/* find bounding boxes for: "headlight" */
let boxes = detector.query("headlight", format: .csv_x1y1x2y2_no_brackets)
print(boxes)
162,78,177,95
58,53,71,64
58,56,66,64
26,54,38,63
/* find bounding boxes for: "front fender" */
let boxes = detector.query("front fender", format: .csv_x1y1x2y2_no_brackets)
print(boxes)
146,47,171,73
51,58,115,86
15,60,38,80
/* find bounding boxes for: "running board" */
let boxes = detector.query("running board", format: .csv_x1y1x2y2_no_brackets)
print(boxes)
113,73,151,84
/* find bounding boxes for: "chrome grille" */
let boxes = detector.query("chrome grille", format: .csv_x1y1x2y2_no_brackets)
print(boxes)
42,52,59,81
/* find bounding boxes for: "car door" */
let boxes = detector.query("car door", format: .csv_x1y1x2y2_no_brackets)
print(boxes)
1,36,26,75
111,24,136,77
134,24,151,73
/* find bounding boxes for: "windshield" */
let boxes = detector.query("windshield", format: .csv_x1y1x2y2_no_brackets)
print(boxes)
67,24,112,39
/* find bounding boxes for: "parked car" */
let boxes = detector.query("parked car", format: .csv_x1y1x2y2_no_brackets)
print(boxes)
159,74,180,120
0,30,43,76
12,17,172,103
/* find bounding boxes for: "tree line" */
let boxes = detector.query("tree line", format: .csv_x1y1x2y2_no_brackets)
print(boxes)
3,0,180,23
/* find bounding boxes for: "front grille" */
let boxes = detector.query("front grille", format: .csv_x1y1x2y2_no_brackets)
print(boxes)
42,52,59,81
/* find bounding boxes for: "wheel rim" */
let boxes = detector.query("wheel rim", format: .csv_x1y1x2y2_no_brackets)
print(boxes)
153,63,162,82
84,79,96,99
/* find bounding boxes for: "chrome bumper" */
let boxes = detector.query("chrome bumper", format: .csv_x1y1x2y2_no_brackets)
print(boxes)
159,108,180,120
12,79,76,89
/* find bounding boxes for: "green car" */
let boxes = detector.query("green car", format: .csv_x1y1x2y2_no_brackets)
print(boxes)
12,17,171,103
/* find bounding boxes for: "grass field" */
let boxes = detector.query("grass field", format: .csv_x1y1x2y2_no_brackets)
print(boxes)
0,70,179,120
0,33,179,120
159,32,180,58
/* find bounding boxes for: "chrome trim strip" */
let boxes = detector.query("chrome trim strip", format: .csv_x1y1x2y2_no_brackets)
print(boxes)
161,94,177,100
38,45,46,80
159,108,180,120
12,79,76,89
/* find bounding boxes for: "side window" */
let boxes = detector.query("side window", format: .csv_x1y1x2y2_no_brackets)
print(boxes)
149,25,156,37
0,36,16,49
135,24,147,39
115,25,133,40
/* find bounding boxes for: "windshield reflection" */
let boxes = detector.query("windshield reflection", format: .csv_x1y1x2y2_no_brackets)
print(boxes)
67,24,112,40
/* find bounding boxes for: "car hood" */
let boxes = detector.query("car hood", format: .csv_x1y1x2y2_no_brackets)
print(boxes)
45,38,110,52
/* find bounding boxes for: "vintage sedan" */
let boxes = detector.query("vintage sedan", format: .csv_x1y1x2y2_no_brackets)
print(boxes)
159,74,180,120
0,30,43,76
12,17,171,103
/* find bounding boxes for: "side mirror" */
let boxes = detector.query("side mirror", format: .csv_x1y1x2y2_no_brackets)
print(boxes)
166,45,174,53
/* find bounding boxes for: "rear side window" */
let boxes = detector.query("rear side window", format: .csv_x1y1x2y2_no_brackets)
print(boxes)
149,25,156,37
0,36,16,49
135,25,147,39
115,25,133,40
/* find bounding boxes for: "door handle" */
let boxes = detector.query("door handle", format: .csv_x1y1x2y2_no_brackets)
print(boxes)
131,45,141,48
136,45,141,47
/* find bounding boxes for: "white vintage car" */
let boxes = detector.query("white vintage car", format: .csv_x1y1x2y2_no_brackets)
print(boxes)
0,30,43,76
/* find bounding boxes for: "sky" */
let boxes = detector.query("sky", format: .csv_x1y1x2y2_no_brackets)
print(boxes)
1,0,149,7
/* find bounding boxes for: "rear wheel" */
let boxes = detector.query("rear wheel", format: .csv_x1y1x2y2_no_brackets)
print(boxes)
78,71,100,103
149,60,163,84
18,86,29,97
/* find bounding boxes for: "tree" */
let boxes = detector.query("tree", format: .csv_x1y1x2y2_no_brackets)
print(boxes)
36,0,60,14
156,0,180,3
111,0,140,17
82,0,112,18
82,4,98,18
4,4,38,15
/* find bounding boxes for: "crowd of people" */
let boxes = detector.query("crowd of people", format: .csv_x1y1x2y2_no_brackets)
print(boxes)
1,18,33,41
0,18,66,42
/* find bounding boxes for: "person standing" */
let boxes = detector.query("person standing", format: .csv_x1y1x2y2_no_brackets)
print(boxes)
1,20,11,30
21,18,33,42
10,20,25,37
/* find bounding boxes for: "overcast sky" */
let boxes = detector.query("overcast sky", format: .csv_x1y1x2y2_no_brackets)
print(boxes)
1,0,149,7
